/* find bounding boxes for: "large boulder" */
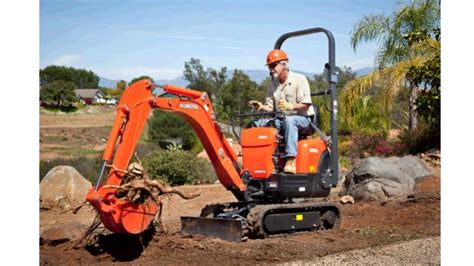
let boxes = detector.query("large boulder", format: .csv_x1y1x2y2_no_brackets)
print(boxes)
343,156,434,203
384,155,433,181
40,166,92,210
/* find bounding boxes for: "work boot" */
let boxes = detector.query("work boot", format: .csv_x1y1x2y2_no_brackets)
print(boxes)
284,158,296,174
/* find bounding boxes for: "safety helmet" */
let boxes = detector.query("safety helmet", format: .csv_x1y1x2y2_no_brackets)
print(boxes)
266,49,288,66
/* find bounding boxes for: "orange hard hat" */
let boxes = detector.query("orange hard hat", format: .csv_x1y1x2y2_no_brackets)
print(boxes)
266,49,288,66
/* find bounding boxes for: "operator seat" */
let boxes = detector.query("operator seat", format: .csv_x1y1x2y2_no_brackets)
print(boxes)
298,103,320,139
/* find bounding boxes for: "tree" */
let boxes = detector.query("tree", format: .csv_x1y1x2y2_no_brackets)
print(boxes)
218,70,265,122
116,80,127,91
184,58,211,92
405,29,440,150
183,58,227,102
130,76,154,85
40,80,78,107
351,0,440,67
208,67,227,101
40,65,99,88
346,0,440,133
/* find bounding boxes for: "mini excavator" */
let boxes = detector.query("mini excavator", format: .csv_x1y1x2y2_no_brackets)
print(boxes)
86,27,341,241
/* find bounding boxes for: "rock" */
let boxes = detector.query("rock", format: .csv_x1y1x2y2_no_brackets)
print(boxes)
40,221,87,246
343,157,416,203
340,195,355,204
385,155,433,181
40,166,92,210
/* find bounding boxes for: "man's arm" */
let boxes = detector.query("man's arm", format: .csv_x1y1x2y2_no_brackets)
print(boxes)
260,97,273,111
291,102,310,111
294,75,312,111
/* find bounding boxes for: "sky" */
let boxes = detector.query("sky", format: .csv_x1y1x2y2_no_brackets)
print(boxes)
40,0,408,81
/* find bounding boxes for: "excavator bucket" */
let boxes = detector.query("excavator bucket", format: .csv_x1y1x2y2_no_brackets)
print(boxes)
181,216,244,242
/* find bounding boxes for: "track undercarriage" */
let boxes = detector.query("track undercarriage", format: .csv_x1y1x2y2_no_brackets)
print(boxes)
181,200,340,242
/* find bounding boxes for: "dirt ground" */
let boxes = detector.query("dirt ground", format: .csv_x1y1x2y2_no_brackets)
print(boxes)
40,106,120,160
39,106,440,264
40,175,440,265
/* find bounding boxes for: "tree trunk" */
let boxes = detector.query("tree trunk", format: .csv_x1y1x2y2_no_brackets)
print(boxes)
408,84,418,133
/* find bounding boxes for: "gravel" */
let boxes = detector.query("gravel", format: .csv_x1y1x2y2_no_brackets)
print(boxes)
280,237,440,265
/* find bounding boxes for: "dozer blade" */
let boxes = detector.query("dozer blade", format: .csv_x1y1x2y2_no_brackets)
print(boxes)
181,216,243,242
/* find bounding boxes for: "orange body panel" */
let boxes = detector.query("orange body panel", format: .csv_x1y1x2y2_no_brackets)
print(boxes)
295,138,327,174
86,80,244,234
241,127,278,179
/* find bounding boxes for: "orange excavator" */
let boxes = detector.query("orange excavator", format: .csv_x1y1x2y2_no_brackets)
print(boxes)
86,27,341,241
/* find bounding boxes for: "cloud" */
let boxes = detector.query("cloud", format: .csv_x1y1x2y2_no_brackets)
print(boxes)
98,66,182,81
51,54,81,66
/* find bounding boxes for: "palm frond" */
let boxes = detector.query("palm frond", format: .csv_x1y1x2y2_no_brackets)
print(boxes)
350,14,391,51
341,56,426,117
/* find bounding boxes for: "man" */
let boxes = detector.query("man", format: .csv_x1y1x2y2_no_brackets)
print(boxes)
248,49,315,174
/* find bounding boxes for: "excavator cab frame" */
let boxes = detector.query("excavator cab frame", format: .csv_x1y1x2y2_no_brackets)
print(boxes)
273,27,340,187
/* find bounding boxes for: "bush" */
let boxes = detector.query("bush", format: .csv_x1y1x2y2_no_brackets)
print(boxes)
142,149,217,186
40,156,102,182
147,110,203,154
339,95,391,138
134,142,162,159
347,133,406,159
398,122,440,154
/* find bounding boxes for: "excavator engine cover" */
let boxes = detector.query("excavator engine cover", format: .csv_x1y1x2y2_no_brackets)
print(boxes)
241,127,278,179
295,138,327,174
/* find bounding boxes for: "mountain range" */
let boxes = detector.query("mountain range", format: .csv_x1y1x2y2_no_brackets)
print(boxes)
99,67,374,88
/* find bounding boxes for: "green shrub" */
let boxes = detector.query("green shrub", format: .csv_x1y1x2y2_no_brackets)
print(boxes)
340,95,391,138
40,156,102,182
147,110,203,154
398,121,439,154
142,149,217,186
134,142,162,159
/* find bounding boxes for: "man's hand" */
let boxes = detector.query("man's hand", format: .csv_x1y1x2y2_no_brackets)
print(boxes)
277,99,294,111
248,100,263,111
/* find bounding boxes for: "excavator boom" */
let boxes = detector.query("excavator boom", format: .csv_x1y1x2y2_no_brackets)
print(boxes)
86,79,245,234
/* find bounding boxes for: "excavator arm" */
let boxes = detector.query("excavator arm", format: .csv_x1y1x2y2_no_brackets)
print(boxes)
86,79,245,234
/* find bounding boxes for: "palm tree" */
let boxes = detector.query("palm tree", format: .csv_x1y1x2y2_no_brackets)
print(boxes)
345,0,440,132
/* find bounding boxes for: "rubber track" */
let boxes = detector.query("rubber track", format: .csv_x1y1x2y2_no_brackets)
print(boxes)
245,201,341,239
198,201,341,240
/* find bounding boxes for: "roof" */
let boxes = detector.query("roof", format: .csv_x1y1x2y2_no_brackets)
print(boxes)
74,89,103,98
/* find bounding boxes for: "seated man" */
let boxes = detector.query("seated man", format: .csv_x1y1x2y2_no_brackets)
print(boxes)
249,49,315,174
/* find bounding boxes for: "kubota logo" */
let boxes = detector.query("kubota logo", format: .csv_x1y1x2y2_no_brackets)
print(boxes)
179,103,198,110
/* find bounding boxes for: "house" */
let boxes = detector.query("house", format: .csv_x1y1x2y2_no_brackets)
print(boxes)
74,89,117,105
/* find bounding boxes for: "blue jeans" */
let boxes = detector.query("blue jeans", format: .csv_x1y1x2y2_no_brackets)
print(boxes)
253,115,311,158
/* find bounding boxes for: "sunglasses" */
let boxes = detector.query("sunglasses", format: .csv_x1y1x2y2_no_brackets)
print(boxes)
268,61,282,69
